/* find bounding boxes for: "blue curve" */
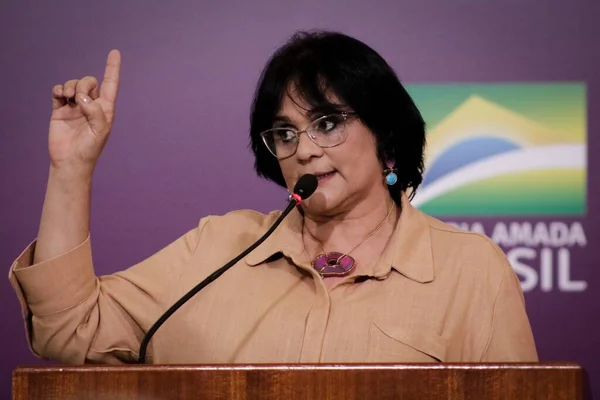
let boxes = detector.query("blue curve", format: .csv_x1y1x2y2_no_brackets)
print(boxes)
423,136,521,186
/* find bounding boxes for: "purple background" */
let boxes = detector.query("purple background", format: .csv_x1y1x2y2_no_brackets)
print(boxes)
1,0,599,398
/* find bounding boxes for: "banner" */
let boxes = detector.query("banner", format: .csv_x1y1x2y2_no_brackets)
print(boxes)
409,83,588,294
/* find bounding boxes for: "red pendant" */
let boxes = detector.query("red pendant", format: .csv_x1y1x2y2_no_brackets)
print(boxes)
312,252,356,277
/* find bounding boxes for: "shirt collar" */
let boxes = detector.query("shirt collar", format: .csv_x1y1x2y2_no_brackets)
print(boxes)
244,193,434,284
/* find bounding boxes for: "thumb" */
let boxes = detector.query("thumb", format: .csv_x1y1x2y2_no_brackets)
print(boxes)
77,93,108,137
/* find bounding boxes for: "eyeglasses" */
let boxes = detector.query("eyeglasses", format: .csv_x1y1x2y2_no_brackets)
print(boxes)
260,112,357,160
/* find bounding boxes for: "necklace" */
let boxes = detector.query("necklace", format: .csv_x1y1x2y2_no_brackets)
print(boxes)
306,201,395,277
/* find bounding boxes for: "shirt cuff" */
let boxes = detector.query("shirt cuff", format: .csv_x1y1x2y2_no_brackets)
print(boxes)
9,235,97,317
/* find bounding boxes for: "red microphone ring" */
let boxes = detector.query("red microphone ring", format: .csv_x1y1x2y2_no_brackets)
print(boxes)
290,193,302,204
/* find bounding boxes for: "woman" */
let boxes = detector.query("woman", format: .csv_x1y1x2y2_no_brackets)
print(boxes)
9,31,537,364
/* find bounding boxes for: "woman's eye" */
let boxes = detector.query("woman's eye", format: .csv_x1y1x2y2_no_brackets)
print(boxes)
276,130,296,142
315,116,343,133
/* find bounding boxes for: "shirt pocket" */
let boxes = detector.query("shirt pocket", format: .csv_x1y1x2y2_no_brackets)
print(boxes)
368,320,447,363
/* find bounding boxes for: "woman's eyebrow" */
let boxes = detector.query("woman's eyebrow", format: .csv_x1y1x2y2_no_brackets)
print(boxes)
306,104,344,118
272,115,294,125
272,104,344,126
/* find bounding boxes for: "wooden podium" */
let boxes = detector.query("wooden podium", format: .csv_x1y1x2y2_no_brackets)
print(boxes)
13,363,583,400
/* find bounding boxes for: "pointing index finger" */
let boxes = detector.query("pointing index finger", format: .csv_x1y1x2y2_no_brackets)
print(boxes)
100,49,121,104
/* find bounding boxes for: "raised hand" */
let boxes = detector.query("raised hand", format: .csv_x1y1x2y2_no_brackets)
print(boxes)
48,50,121,175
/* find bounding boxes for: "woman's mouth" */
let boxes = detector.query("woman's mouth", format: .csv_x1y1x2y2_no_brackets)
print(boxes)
314,171,337,182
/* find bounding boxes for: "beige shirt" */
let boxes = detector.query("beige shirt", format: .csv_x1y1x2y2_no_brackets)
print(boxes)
9,195,538,365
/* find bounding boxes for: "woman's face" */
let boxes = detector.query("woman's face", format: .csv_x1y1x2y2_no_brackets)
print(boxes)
276,90,387,215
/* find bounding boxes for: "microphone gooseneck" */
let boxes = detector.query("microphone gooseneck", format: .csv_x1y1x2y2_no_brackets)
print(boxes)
137,174,318,363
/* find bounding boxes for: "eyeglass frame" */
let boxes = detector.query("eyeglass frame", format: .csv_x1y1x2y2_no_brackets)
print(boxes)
259,111,358,160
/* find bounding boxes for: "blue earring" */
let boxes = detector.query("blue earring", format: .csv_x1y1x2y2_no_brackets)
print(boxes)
383,160,398,186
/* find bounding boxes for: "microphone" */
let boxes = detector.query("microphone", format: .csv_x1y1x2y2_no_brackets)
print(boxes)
137,174,318,363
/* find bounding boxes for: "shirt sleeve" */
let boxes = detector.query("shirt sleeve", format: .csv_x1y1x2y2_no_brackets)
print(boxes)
480,250,539,362
8,217,209,365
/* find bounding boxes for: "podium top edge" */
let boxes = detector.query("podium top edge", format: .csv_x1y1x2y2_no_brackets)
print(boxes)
13,362,583,373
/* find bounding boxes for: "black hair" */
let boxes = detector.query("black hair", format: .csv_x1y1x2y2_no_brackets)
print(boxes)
249,30,426,205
